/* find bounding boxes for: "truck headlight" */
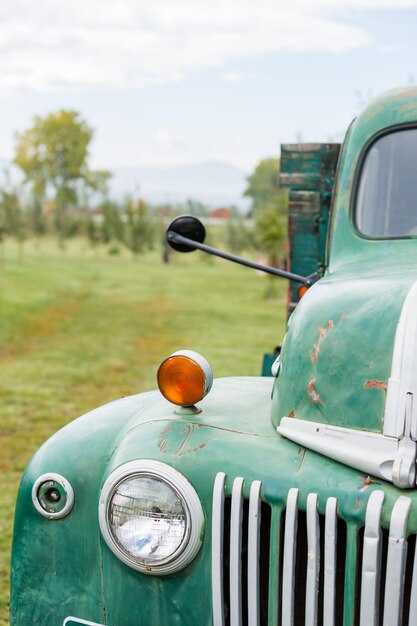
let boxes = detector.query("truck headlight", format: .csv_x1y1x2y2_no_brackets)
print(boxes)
99,460,204,575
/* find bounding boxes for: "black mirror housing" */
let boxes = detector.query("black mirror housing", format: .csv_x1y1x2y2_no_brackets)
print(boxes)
166,216,206,253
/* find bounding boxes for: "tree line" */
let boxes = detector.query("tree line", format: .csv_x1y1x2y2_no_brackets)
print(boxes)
0,109,287,263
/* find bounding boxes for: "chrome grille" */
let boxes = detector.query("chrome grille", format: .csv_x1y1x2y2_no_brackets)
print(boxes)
211,474,414,626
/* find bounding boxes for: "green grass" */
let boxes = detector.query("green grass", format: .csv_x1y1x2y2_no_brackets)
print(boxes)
0,238,287,625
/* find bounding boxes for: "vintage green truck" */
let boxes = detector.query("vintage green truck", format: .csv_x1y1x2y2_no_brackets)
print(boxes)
10,85,417,626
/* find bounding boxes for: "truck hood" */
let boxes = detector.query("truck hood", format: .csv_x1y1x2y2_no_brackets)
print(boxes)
13,376,417,626
273,262,417,488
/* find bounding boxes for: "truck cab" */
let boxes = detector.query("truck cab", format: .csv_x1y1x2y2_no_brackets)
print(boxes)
10,86,417,626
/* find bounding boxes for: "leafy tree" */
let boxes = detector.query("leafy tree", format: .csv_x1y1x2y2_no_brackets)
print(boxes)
125,198,156,256
244,158,281,216
14,110,111,240
101,200,125,245
86,215,100,250
244,157,288,295
0,169,27,261
254,193,288,267
27,197,47,237
253,191,288,299
0,189,26,260
226,215,256,254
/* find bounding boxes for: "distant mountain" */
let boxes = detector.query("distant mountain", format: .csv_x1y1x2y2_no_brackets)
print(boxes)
109,161,250,208
0,158,251,209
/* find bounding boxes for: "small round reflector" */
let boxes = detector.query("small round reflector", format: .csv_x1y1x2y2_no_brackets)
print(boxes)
157,350,213,407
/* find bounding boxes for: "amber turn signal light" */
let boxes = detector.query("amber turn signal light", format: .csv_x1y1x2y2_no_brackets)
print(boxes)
157,350,213,407
297,272,319,300
297,284,308,299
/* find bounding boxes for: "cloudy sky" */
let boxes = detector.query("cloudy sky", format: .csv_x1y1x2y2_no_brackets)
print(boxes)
1,0,417,171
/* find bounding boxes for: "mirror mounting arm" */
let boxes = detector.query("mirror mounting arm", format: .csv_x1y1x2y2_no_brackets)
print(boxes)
166,230,311,285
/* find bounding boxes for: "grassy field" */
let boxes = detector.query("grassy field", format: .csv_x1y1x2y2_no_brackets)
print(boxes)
0,238,287,625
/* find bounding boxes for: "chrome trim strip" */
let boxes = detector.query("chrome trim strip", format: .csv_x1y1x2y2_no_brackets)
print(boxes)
212,472,226,626
383,496,411,626
384,280,417,438
323,497,337,626
282,488,299,626
278,417,400,486
359,490,385,626
230,477,244,626
248,481,262,626
306,493,320,626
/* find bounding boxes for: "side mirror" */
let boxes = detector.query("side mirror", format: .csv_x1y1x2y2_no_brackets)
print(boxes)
166,214,313,286
166,216,206,253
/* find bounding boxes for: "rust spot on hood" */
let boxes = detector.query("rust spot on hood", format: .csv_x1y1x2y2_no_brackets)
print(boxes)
307,377,325,406
309,320,334,364
358,474,380,491
364,380,387,391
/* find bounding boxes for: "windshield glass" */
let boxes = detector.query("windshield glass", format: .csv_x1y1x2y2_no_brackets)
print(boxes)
356,128,417,238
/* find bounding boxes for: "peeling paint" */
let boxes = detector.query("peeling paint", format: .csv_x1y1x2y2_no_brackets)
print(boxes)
159,424,174,436
157,423,207,457
364,380,388,391
309,320,334,364
307,377,325,405
175,424,207,456
357,474,380,491
157,416,278,456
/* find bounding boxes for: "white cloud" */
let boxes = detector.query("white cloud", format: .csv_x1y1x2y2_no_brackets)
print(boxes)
0,0,414,93
156,128,187,148
222,71,252,83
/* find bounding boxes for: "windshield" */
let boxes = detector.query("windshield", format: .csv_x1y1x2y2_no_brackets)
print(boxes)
355,128,417,238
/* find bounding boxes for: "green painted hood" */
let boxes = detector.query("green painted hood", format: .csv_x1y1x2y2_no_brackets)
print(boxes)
11,378,278,626
272,263,417,433
11,378,417,626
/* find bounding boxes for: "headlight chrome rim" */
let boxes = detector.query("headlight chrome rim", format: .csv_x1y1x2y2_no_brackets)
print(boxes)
99,460,204,575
